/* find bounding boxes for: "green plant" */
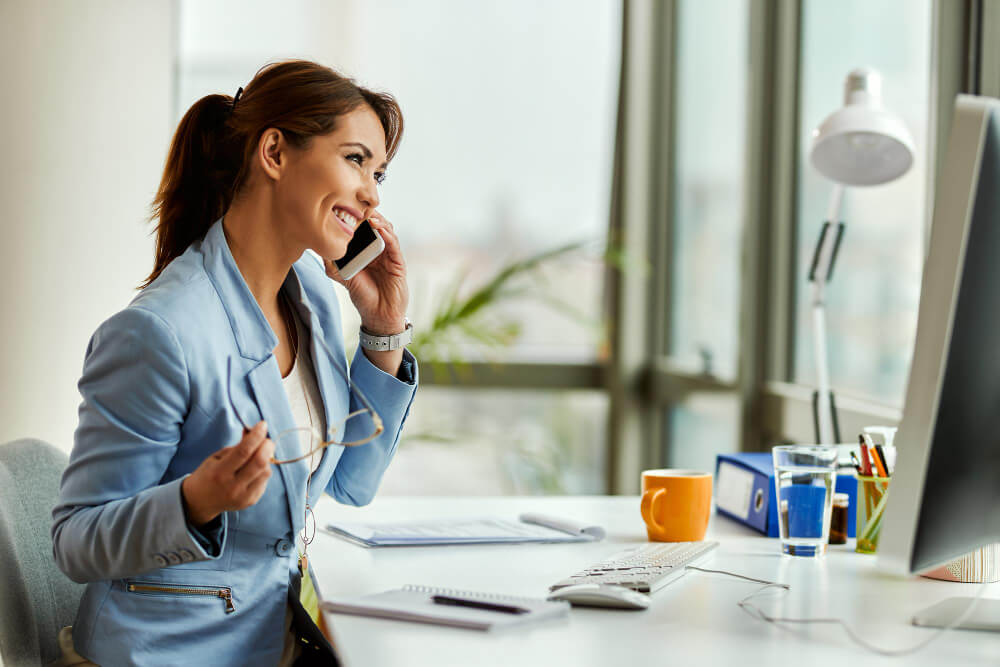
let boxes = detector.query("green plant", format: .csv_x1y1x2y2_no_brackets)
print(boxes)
398,237,636,495
408,239,619,367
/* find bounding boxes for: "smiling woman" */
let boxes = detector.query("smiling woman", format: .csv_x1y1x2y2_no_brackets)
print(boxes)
51,60,417,666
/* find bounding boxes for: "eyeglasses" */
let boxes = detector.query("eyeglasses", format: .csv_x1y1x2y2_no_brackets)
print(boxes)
226,326,384,466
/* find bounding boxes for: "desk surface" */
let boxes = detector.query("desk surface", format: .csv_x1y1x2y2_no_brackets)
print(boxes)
313,495,999,666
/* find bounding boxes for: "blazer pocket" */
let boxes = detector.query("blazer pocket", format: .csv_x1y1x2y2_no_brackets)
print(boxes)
125,580,235,614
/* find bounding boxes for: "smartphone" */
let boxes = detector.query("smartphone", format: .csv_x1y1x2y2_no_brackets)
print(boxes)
334,219,385,280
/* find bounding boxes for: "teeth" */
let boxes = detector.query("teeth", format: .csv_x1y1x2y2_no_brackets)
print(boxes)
333,208,357,228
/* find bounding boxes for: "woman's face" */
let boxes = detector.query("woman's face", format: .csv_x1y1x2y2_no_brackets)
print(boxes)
272,105,387,261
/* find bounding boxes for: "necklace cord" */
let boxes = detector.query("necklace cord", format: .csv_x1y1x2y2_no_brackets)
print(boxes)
280,293,317,563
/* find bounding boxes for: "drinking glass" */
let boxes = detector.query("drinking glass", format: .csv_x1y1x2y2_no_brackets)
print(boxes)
772,445,838,557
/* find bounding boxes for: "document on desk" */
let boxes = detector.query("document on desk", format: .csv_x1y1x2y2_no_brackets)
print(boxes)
322,584,570,631
322,513,606,547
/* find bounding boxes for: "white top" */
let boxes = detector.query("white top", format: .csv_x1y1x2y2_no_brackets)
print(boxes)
280,307,325,476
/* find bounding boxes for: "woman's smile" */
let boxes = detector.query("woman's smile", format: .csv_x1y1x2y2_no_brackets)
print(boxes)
332,206,360,237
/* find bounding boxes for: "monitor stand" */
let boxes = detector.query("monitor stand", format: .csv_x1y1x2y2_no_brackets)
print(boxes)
911,598,1000,632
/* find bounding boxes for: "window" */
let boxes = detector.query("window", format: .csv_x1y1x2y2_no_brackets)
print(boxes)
668,0,750,382
793,0,933,404
380,388,608,495
177,1,959,492
663,0,749,468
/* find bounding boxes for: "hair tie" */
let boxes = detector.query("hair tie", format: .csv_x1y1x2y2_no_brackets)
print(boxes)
231,86,244,113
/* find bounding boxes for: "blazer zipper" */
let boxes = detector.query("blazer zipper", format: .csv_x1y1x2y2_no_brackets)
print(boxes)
127,583,236,613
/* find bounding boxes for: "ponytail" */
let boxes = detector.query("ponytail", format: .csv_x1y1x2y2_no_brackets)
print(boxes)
142,60,403,288
143,94,240,287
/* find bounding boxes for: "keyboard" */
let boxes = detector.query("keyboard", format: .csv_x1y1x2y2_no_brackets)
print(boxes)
548,541,719,594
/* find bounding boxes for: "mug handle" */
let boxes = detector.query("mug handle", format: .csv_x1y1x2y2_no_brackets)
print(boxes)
640,487,667,532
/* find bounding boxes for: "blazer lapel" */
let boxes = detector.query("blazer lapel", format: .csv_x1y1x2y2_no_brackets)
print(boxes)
201,218,309,536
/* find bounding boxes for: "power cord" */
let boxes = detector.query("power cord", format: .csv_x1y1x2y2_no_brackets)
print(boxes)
684,565,992,657
685,565,789,589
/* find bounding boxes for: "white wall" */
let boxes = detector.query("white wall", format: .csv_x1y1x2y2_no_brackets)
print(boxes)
0,1,176,453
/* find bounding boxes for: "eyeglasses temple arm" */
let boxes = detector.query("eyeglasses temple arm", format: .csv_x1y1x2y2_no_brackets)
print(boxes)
226,357,252,432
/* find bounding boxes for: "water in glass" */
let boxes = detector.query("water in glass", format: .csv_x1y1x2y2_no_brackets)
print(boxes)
772,446,838,557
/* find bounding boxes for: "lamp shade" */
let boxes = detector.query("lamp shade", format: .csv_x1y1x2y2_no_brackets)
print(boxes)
809,67,915,186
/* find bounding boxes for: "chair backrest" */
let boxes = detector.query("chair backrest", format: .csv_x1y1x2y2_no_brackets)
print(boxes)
0,439,84,666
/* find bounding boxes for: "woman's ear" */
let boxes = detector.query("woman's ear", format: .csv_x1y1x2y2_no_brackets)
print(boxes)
257,128,286,181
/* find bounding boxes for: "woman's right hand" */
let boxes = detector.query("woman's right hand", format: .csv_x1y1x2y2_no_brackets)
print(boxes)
181,421,275,528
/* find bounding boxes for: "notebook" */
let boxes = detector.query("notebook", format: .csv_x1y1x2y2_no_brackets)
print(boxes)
322,584,570,631
322,513,606,547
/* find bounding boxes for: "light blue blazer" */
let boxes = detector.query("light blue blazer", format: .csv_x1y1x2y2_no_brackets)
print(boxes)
52,219,417,665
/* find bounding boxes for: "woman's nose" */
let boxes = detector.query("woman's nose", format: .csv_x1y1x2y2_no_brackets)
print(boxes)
358,177,380,210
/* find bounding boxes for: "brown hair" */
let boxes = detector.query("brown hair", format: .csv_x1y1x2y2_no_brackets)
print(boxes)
143,60,403,287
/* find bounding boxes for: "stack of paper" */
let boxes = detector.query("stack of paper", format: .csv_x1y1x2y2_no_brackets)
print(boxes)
323,513,605,547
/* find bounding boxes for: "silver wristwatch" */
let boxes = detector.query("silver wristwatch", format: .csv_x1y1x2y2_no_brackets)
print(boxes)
359,319,413,352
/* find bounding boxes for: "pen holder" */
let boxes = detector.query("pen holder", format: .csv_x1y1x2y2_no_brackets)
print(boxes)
855,475,890,554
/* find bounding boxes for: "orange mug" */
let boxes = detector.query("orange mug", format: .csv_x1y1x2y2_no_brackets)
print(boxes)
640,469,712,542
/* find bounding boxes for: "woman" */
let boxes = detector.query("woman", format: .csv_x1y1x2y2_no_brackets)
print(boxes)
51,60,417,665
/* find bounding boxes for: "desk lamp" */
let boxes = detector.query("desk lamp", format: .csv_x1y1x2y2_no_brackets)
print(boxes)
807,67,914,444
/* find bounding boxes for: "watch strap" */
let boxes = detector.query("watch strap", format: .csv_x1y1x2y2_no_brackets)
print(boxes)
360,320,413,352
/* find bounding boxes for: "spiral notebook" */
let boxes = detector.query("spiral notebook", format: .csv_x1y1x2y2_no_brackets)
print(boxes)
321,585,570,631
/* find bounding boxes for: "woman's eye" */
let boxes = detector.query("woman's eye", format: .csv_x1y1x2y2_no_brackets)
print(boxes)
375,172,386,185
346,153,364,165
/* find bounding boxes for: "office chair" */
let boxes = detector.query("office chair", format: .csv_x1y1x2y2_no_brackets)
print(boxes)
0,439,84,666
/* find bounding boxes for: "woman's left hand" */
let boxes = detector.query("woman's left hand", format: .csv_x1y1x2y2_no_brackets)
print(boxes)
325,211,409,335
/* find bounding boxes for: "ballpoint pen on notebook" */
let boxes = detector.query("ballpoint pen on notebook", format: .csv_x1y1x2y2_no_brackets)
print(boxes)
432,595,529,615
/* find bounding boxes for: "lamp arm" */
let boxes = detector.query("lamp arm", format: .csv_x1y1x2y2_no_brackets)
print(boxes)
808,183,847,283
811,291,836,444
809,184,847,444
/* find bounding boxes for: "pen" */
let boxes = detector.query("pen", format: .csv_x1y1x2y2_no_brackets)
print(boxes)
858,436,873,476
872,451,887,478
874,444,890,477
857,436,874,515
866,441,886,477
432,595,529,615
850,451,863,475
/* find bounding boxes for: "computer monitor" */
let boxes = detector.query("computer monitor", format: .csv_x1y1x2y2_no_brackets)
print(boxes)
879,94,1000,583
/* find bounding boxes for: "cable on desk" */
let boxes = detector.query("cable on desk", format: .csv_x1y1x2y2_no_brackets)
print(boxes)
735,576,992,657
685,566,789,589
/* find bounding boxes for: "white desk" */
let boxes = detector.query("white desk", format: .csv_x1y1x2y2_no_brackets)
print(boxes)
313,496,999,666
